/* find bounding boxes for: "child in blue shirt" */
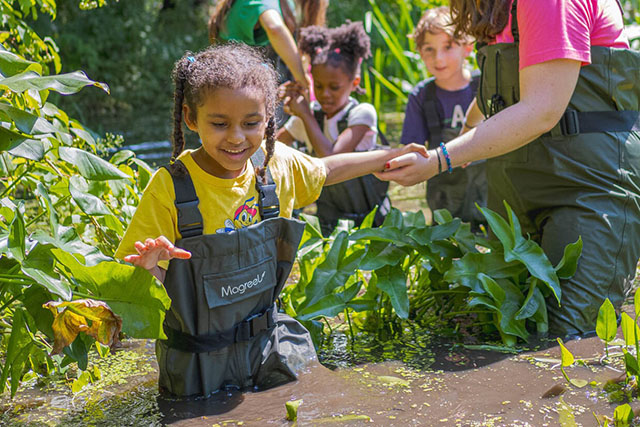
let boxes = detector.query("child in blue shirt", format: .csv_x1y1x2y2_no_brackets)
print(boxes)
400,6,486,231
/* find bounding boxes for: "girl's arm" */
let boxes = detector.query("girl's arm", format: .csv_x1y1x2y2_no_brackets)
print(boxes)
283,88,369,157
123,236,191,282
322,143,428,186
377,58,581,186
259,10,309,89
276,127,295,146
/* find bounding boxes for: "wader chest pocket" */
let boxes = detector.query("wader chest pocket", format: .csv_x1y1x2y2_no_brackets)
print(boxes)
202,256,276,308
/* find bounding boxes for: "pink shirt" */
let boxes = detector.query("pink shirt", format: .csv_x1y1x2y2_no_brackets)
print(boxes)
493,0,629,69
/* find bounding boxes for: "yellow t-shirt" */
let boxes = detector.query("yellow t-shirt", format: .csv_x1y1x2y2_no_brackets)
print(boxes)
115,141,326,269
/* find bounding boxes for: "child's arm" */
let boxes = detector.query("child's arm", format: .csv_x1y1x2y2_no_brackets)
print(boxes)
259,10,309,89
275,127,295,146
281,85,370,157
123,236,191,282
460,98,485,135
322,143,428,186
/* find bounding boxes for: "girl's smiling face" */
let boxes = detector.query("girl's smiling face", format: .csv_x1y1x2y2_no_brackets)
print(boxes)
184,86,267,179
311,63,360,118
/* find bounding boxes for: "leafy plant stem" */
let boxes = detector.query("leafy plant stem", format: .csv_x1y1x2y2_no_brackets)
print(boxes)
0,168,29,199
560,366,572,384
322,317,334,336
25,195,71,227
345,308,355,346
0,293,23,313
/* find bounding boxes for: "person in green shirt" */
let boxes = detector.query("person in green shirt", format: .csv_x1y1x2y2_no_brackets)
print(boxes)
208,0,327,91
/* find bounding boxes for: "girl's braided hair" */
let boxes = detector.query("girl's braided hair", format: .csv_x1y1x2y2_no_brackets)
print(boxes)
299,21,371,92
170,43,279,184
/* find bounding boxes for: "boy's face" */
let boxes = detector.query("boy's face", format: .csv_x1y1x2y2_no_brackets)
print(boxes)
419,31,473,85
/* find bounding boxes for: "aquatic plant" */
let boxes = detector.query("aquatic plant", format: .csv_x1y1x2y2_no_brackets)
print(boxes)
283,201,582,347
0,0,169,397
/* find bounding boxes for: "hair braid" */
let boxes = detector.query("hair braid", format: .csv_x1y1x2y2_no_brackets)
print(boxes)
256,116,276,185
170,59,189,176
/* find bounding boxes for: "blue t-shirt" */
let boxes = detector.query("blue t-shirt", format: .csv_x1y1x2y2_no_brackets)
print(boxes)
400,77,477,149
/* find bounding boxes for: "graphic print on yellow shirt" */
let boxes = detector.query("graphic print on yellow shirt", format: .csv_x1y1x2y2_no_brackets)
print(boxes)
216,196,260,233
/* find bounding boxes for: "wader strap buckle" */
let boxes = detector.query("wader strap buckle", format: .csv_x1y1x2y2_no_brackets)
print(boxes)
176,199,204,238
559,110,580,137
258,183,280,220
235,304,277,342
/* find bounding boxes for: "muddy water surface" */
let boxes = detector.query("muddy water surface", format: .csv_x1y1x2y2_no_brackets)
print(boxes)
2,334,636,426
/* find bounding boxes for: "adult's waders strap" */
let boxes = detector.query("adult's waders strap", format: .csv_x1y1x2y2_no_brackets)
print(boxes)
543,110,640,138
165,304,278,353
164,161,204,238
251,149,280,220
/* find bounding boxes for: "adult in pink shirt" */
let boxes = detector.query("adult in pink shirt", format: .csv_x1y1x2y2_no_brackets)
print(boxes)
378,0,640,338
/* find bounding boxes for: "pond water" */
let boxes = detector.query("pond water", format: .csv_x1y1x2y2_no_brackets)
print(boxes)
2,330,636,426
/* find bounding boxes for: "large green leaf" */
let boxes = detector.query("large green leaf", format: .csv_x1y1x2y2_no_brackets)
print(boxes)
51,250,171,339
301,232,363,309
478,274,505,306
0,48,43,76
445,251,525,294
0,126,36,152
375,265,409,319
621,312,640,347
0,102,57,135
359,240,408,270
69,176,111,216
8,138,45,161
0,70,109,95
0,309,35,397
596,298,617,343
297,281,362,321
8,208,26,262
349,226,411,246
408,219,461,245
59,147,129,180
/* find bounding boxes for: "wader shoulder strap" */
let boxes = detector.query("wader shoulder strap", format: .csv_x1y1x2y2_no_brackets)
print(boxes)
164,161,204,238
423,79,443,145
250,148,280,220
165,303,277,353
511,0,519,43
312,101,358,136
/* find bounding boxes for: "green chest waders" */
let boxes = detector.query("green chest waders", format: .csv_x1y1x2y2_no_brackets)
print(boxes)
312,103,390,236
477,0,640,336
422,77,488,230
156,150,316,397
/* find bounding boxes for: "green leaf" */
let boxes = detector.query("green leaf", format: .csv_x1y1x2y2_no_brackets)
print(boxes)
9,138,45,161
52,250,171,339
0,70,109,95
69,176,111,216
568,378,588,388
349,226,410,246
620,312,640,347
285,399,303,421
0,309,34,397
635,287,640,319
359,206,378,229
0,126,35,152
445,251,525,294
21,267,71,301
408,219,460,245
35,182,58,236
297,281,363,321
554,237,583,279
375,265,409,318
613,404,634,424
0,102,57,135
359,240,407,270
623,349,640,376
557,338,575,367
0,48,43,76
301,232,360,308
596,298,618,343
432,209,453,224
59,146,130,180
515,278,540,320
478,274,505,306
8,209,26,262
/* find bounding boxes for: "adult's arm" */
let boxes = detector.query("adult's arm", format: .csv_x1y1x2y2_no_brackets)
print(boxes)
259,9,309,89
377,58,581,186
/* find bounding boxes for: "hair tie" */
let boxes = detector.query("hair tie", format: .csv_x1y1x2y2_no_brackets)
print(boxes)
187,56,195,63
334,48,340,54
315,47,322,54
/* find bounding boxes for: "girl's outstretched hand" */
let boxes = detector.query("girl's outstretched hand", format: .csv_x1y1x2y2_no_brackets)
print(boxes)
123,236,191,271
375,144,436,186
278,81,309,117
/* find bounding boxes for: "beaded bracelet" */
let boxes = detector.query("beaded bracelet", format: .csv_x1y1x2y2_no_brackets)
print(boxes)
439,142,452,174
435,149,442,174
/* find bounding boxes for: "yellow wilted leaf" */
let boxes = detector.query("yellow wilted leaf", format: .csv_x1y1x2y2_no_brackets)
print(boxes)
43,299,122,354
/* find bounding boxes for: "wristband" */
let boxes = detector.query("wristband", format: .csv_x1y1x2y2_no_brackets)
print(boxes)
435,149,442,174
439,142,452,174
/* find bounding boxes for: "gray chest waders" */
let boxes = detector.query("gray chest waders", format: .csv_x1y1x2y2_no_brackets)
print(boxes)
422,77,488,229
156,150,316,397
312,103,390,236
477,0,640,336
